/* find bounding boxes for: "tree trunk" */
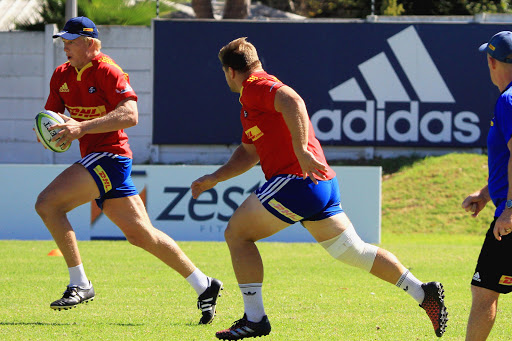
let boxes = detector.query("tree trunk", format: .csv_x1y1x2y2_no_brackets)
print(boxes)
192,0,214,18
223,0,251,19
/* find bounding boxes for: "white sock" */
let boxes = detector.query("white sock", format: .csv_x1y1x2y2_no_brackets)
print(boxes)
68,264,89,288
240,283,265,322
395,269,425,304
186,268,210,296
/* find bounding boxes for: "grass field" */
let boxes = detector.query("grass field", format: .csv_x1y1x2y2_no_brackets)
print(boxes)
2,153,510,340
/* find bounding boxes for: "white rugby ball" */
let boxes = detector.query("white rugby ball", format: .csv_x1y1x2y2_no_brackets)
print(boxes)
34,110,71,152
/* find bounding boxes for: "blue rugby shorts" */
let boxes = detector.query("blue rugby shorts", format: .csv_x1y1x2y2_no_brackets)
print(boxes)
76,152,138,209
255,174,343,225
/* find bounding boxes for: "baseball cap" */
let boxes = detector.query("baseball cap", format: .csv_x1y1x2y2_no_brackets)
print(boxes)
53,16,98,40
479,31,512,63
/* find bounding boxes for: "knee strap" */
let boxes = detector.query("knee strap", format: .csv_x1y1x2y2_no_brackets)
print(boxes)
319,225,378,272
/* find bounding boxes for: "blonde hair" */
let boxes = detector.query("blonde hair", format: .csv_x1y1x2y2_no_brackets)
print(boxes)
82,36,102,50
218,37,261,72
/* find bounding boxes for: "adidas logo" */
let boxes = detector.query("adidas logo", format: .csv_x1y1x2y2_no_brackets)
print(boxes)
59,83,70,93
310,26,480,146
473,272,481,282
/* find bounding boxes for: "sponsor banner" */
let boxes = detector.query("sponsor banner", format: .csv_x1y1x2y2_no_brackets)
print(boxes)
154,21,501,147
0,165,380,243
0,165,90,241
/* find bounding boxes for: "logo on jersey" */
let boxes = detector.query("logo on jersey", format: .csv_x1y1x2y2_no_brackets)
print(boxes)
245,126,264,142
244,110,248,118
310,26,480,145
115,84,133,94
88,87,96,93
246,75,281,84
93,165,112,193
67,105,107,120
59,83,70,93
268,199,303,222
499,275,512,285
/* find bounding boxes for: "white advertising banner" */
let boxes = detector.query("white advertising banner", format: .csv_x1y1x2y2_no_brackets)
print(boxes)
0,165,381,243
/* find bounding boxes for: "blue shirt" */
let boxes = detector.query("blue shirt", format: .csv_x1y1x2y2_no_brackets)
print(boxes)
488,81,512,216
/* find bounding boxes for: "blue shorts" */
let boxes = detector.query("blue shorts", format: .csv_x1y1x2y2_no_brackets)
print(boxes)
76,152,138,209
255,175,343,224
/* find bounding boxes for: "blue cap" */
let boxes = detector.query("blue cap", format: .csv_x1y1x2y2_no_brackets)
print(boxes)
53,16,98,40
479,31,512,63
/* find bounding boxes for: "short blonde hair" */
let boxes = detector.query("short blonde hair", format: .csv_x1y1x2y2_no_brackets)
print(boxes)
82,36,102,50
218,37,261,72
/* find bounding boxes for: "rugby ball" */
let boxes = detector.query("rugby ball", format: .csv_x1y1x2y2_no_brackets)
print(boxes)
34,110,71,152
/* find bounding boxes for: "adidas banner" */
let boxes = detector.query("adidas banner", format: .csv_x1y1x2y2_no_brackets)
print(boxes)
154,21,499,147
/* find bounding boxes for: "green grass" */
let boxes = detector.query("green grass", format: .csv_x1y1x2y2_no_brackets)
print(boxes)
381,153,493,235
1,153,508,340
0,236,510,340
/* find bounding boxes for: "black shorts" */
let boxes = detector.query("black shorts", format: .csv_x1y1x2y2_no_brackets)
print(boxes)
471,217,512,294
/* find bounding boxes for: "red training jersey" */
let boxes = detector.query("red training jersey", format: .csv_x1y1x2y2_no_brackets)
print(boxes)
45,53,137,158
240,71,336,181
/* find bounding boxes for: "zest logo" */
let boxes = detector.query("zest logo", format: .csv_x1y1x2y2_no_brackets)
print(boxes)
499,275,512,286
93,165,112,193
68,105,107,120
156,184,259,222
268,199,303,222
245,126,264,142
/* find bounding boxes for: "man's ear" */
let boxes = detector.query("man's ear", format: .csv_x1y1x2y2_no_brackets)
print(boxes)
229,67,236,79
488,55,497,69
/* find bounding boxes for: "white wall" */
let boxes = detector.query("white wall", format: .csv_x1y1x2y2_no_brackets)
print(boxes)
0,24,155,165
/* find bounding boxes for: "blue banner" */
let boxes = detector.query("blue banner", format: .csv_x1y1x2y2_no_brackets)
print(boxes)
153,20,502,147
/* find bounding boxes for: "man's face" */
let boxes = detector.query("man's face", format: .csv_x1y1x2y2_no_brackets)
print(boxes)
222,66,238,93
62,37,90,69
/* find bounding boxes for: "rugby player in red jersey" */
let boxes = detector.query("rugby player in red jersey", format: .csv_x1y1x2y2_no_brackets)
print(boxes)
35,17,222,324
191,37,448,339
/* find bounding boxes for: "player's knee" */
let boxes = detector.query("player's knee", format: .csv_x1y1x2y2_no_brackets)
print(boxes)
35,191,56,219
319,225,378,272
122,225,154,248
224,223,236,245
224,223,254,245
125,232,144,247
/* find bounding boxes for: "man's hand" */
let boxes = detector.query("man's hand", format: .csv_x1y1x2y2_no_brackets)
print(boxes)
191,174,219,199
462,191,488,218
48,113,84,149
295,149,327,185
494,209,512,241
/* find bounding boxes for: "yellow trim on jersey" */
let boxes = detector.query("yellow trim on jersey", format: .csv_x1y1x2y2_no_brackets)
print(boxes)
76,62,93,81
239,86,244,105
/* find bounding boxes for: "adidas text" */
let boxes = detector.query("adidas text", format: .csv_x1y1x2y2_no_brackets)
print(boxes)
310,26,480,146
311,101,479,144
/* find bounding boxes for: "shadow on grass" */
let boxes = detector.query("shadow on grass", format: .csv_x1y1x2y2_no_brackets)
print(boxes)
0,321,144,326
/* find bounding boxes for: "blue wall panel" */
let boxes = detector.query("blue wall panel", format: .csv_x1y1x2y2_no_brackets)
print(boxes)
154,20,504,147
